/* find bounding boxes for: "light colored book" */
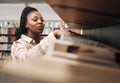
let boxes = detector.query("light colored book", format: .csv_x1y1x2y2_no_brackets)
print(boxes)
2,44,7,50
2,36,8,42
47,40,117,67
60,35,100,46
7,44,11,50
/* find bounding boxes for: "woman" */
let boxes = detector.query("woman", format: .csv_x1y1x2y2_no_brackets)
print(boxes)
11,6,70,61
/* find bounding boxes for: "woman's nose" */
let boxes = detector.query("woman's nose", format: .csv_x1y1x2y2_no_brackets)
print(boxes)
38,19,43,23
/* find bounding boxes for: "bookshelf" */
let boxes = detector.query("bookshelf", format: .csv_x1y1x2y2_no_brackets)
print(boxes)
0,28,16,58
42,20,67,35
0,20,18,59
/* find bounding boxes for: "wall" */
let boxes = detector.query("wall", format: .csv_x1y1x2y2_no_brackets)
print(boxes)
0,3,62,20
0,3,24,20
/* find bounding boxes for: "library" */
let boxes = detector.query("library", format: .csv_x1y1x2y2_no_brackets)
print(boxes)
0,0,120,83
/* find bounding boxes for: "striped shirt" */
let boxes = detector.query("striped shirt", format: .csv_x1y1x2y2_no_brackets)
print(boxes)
11,32,56,61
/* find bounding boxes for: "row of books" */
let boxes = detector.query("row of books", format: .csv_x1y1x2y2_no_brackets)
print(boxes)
0,44,11,51
0,36,15,42
0,20,67,29
0,28,16,34
0,26,59,35
46,39,119,67
60,34,100,46
0,51,11,58
0,20,19,28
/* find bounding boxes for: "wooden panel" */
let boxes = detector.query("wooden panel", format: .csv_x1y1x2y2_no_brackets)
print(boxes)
45,0,120,29
53,7,120,28
0,0,45,3
45,0,120,15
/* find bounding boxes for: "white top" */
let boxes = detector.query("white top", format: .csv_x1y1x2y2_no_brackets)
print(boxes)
11,32,56,61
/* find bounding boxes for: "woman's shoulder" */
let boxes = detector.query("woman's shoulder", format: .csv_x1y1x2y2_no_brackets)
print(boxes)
11,38,31,50
12,39,23,46
12,34,32,45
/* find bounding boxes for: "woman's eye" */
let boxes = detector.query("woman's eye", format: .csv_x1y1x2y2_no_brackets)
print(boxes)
32,18,44,22
33,19,37,21
41,19,44,22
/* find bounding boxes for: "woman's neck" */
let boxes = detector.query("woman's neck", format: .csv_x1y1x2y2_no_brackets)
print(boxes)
27,32,41,44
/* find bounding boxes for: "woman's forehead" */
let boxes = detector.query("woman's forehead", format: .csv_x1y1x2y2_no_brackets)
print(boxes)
28,11,43,18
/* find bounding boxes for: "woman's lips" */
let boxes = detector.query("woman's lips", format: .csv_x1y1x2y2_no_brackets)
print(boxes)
38,26,44,30
38,26,43,28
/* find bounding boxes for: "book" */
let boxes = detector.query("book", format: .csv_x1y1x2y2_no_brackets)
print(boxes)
47,40,118,67
60,34,100,46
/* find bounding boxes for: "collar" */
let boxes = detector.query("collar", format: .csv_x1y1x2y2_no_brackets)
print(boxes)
21,34,36,45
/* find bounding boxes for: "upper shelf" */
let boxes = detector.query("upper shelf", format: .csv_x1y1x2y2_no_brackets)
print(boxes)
0,0,120,29
0,0,45,3
45,0,120,29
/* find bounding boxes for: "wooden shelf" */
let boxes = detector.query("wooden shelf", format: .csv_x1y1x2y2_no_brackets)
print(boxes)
0,34,15,36
45,0,120,29
0,50,11,52
0,42,12,44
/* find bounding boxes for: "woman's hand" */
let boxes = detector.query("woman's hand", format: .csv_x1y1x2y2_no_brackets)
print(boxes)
53,30,70,39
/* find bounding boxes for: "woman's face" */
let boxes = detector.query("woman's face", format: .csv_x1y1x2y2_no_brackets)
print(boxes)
26,11,44,34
